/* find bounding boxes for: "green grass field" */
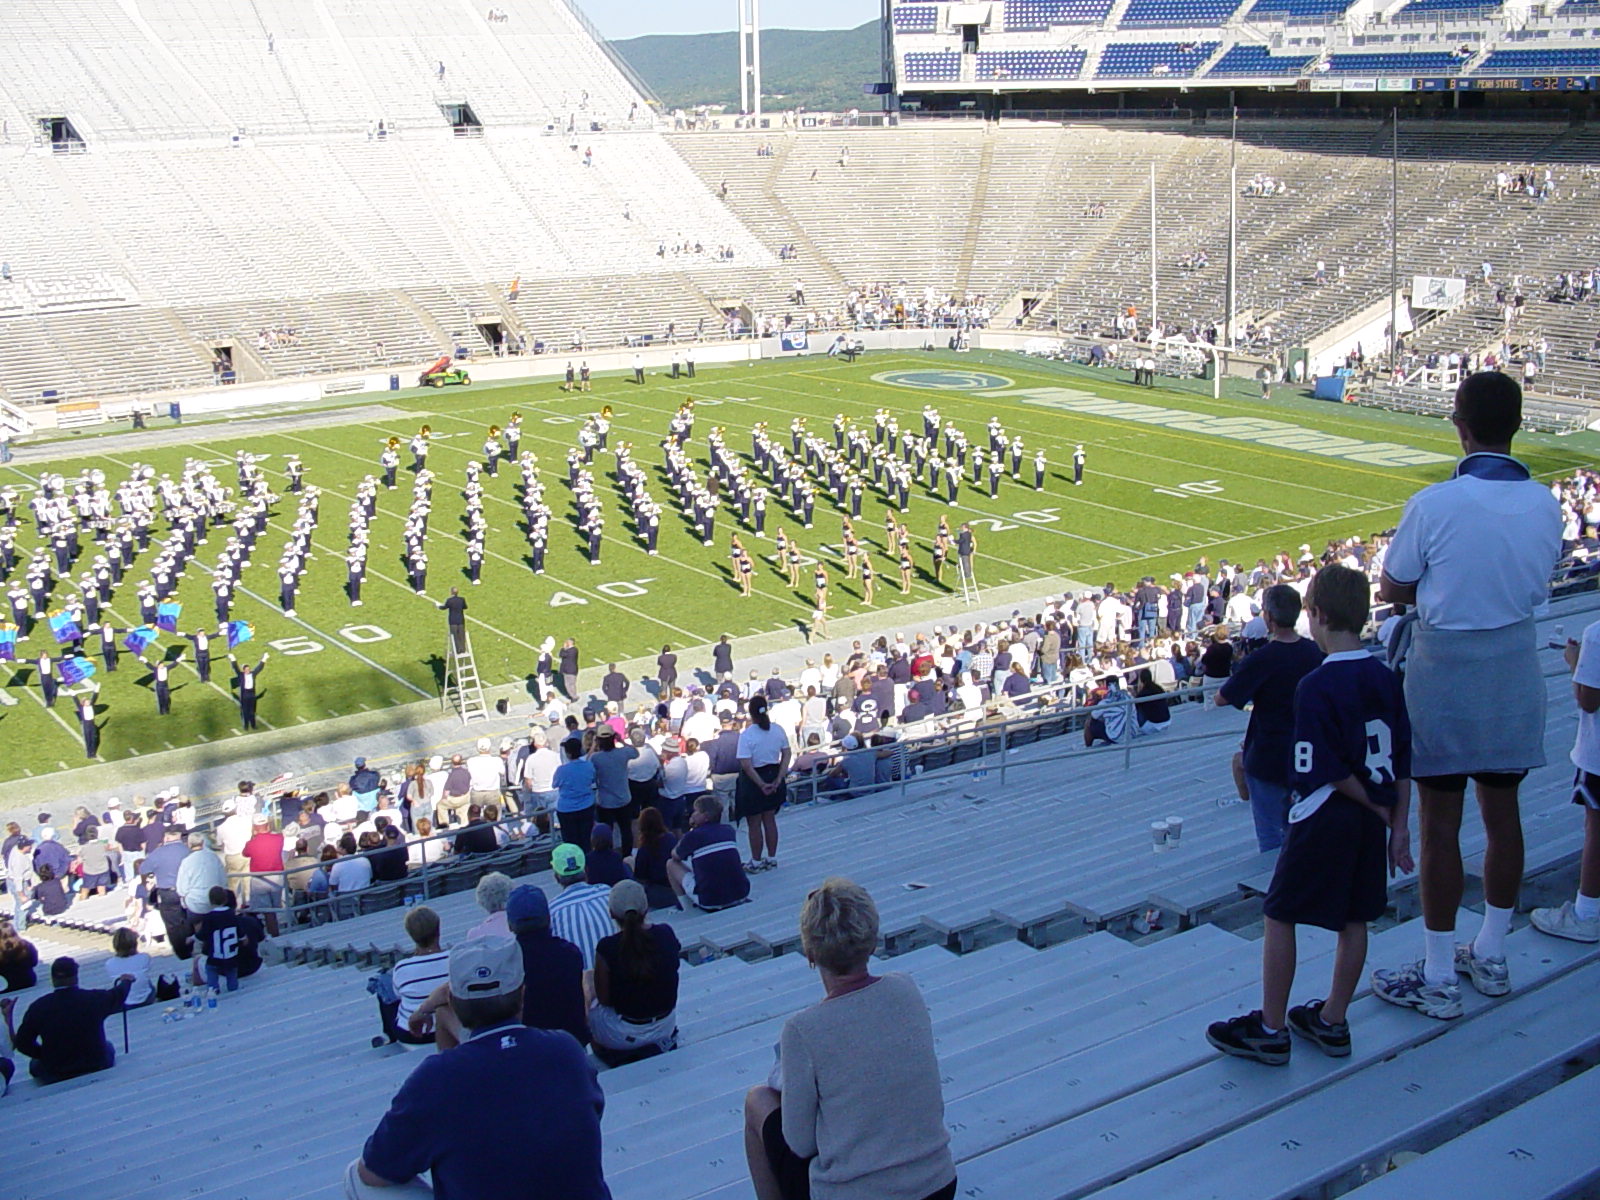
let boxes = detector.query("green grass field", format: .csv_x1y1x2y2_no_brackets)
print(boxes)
2,349,1591,782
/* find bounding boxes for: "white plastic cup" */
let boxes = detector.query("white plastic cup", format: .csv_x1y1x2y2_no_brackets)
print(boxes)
1549,624,1566,650
1151,820,1170,852
1165,816,1184,846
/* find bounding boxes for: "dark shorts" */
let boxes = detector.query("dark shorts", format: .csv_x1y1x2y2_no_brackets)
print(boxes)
1263,797,1388,933
737,764,787,819
1415,770,1528,793
762,1108,956,1200
1574,769,1600,812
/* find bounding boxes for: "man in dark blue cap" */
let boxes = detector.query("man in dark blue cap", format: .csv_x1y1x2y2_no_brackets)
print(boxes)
506,884,588,1048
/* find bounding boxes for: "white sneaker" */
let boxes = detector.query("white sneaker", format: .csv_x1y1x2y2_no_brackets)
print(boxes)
1370,960,1463,1020
1454,943,1511,997
1530,900,1600,944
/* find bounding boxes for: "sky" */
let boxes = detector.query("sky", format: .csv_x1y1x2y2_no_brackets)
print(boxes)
575,0,877,39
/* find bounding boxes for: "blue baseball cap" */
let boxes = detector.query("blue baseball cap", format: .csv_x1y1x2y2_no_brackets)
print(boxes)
506,885,549,929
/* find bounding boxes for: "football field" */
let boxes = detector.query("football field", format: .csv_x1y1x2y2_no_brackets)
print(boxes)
2,349,1591,782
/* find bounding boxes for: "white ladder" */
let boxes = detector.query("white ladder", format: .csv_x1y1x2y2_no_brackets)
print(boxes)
444,631,490,724
959,560,981,607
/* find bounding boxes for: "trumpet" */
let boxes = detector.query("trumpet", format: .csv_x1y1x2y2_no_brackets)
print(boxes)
510,411,522,423
419,424,432,439
488,424,501,438
600,405,613,419
386,436,400,450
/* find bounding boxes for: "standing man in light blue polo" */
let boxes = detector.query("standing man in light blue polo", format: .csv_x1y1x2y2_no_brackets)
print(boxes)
1371,372,1562,1020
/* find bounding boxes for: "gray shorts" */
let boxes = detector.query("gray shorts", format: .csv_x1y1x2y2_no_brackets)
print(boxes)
1405,618,1546,778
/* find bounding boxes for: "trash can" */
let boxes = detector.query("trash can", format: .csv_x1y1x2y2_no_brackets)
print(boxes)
390,374,400,391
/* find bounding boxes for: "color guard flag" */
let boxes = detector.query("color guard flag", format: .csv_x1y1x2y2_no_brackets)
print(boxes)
59,656,97,686
156,600,182,634
0,623,15,662
123,626,158,656
225,620,254,650
49,611,82,645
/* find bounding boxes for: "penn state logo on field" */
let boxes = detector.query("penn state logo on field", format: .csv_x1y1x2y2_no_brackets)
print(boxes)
872,369,1013,392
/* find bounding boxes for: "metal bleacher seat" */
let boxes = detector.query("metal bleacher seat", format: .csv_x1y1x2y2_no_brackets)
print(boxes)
951,922,1600,1200
1081,959,1600,1200
1340,1062,1600,1200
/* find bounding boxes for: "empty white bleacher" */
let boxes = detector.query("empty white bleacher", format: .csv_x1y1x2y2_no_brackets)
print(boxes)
1340,1063,1600,1200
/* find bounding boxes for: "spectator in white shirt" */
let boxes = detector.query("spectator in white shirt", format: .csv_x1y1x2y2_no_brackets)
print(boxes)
106,928,153,1007
407,817,450,868
176,832,227,916
521,728,562,815
216,802,253,889
423,756,450,822
1225,587,1258,629
680,698,717,747
330,834,373,895
466,738,504,808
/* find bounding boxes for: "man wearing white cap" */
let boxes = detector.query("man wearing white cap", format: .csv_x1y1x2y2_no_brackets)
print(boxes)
348,937,609,1199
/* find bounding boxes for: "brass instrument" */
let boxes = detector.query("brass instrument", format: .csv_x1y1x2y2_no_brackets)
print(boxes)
488,424,501,438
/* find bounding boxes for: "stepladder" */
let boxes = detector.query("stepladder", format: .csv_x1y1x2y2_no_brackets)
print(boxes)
958,557,980,606
444,628,489,723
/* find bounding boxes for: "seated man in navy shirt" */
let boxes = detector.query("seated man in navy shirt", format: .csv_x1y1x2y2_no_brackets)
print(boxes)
348,936,610,1200
666,795,749,913
8,957,132,1084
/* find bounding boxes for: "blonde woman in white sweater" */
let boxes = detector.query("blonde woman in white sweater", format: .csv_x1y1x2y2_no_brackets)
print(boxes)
743,878,955,1200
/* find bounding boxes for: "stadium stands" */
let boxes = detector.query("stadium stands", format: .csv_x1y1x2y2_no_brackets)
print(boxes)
893,3,941,31
1004,0,1118,24
1245,0,1352,19
1323,51,1464,74
1478,46,1600,71
1205,44,1318,75
1097,42,1222,77
977,49,1089,79
1121,0,1245,26
1391,0,1499,17
904,50,964,80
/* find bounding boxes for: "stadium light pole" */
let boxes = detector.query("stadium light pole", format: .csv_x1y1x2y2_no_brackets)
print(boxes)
738,0,763,118
1225,106,1237,349
1389,106,1399,368
1149,162,1158,343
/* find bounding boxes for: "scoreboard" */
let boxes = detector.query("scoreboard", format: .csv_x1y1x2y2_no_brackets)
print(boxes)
1414,75,1596,91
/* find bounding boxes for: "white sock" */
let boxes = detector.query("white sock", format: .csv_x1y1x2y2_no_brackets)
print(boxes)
1574,891,1600,923
1473,903,1514,962
1423,928,1456,986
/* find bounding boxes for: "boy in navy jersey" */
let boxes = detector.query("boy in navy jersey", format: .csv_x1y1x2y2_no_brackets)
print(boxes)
1208,565,1413,1064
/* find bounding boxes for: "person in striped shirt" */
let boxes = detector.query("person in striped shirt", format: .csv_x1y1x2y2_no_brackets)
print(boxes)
375,905,449,1048
547,844,612,978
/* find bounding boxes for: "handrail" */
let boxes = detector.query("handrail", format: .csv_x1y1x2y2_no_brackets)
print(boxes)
785,675,1233,806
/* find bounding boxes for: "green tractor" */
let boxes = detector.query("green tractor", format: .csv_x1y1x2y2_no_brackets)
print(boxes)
419,355,472,388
